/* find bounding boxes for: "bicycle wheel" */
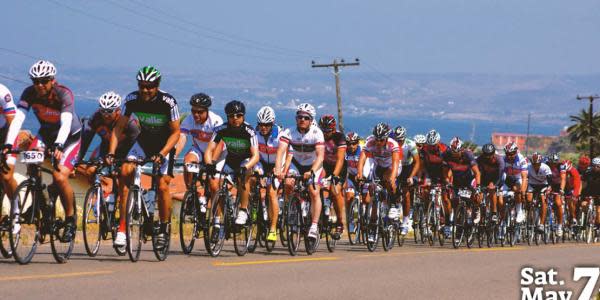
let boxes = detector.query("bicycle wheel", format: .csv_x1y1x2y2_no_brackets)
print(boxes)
413,204,423,244
366,202,379,252
204,194,225,257
425,201,435,246
279,198,289,248
304,208,318,255
0,190,12,258
152,221,171,261
286,197,301,256
325,205,338,253
9,181,39,264
452,204,466,249
179,191,197,254
125,188,143,262
233,215,254,257
347,198,360,245
382,209,396,251
82,186,102,257
50,192,76,264
585,209,595,244
525,206,535,246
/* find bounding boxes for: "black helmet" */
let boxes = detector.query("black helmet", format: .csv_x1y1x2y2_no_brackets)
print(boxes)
482,143,496,155
372,122,391,139
224,100,245,115
190,93,212,108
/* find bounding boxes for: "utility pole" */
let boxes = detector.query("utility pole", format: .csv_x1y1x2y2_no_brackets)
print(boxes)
312,58,360,134
525,112,531,156
576,95,599,158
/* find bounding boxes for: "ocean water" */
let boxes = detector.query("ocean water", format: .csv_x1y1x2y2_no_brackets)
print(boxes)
19,99,564,157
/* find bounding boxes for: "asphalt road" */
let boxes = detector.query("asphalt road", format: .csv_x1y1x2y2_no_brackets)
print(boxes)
1,235,599,300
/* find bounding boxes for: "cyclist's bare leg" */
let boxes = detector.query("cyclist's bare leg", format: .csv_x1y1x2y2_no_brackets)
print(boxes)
157,175,172,223
118,162,135,231
309,184,322,224
332,183,346,229
554,194,564,224
268,185,279,232
0,163,17,199
53,165,75,217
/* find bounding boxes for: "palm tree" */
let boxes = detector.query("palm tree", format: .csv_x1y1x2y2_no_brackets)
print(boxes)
567,109,600,145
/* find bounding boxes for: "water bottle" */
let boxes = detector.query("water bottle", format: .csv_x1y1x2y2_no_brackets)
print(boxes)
105,194,115,212
301,201,308,217
278,197,284,215
145,189,156,214
262,201,268,221
323,198,331,216
199,196,207,213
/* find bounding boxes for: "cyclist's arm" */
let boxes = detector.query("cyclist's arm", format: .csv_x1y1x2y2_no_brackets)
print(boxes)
573,170,582,197
332,144,345,177
356,150,367,180
312,144,324,173
174,133,186,158
159,120,180,157
244,145,260,169
108,114,129,155
78,120,95,161
390,151,400,180
283,150,293,175
274,138,289,175
204,140,217,165
472,164,481,186
560,172,566,192
4,108,26,146
54,111,73,145
520,170,528,194
409,151,421,178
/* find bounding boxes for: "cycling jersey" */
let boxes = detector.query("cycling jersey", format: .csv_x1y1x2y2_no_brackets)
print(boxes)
421,143,448,181
79,110,141,160
399,138,418,166
280,124,324,167
548,164,563,190
476,154,505,186
256,124,286,171
18,83,82,144
442,150,477,187
528,163,552,186
363,136,401,168
211,122,258,169
180,111,223,154
562,164,581,196
503,153,529,181
123,90,179,156
0,84,16,129
323,132,347,178
582,169,600,197
346,146,362,176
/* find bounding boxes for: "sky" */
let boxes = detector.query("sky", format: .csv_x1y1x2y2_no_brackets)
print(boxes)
2,0,600,75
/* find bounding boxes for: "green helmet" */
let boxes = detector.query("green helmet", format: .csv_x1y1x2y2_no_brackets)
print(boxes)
136,66,161,82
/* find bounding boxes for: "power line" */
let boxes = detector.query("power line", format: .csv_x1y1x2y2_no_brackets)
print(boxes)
0,73,29,85
46,0,293,64
127,0,329,59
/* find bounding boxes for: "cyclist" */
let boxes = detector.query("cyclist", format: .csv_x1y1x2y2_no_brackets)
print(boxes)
77,91,140,210
476,143,505,223
392,126,421,235
526,152,552,233
546,153,570,237
274,103,325,241
253,106,290,242
442,137,481,230
318,114,347,239
179,93,223,214
421,130,449,234
4,60,82,242
578,155,590,176
107,66,180,248
0,83,18,202
501,141,528,224
581,157,600,232
356,123,401,243
558,159,581,227
344,131,362,216
204,100,259,241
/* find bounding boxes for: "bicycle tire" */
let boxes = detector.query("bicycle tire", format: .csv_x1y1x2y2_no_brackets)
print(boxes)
9,181,39,264
452,204,466,249
179,191,197,254
82,186,102,257
204,194,225,257
125,188,143,262
347,198,360,245
50,191,76,264
152,221,171,261
0,188,12,258
279,198,289,248
366,202,379,252
425,201,435,246
286,197,301,256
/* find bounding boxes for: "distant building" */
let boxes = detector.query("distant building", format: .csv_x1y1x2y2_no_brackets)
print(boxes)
492,132,559,153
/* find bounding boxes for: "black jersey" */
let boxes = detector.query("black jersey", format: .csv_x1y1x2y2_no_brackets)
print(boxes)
211,122,258,168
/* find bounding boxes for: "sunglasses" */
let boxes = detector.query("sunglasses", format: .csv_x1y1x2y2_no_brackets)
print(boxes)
191,109,207,115
347,142,359,146
227,113,244,119
138,83,159,90
100,108,117,115
32,78,52,85
258,122,273,127
375,138,387,142
296,115,312,121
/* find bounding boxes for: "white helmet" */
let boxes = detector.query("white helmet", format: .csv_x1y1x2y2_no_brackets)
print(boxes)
29,60,57,78
413,134,426,144
592,157,600,167
426,129,441,145
257,106,276,123
296,103,316,119
98,91,122,109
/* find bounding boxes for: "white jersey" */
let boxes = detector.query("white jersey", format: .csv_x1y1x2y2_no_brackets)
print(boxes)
180,111,223,154
0,84,17,129
280,124,324,167
503,152,529,180
257,124,286,165
400,138,418,166
528,163,552,185
363,135,400,168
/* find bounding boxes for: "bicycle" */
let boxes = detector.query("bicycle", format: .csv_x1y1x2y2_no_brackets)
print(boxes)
124,158,171,262
203,169,256,257
0,156,10,258
477,187,495,248
78,158,125,257
8,149,76,264
451,186,478,249
283,172,317,256
248,173,276,253
424,183,446,247
320,177,340,253
525,188,546,246
346,180,362,246
410,183,426,244
363,177,396,252
178,161,207,254
500,190,520,247
580,196,598,244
